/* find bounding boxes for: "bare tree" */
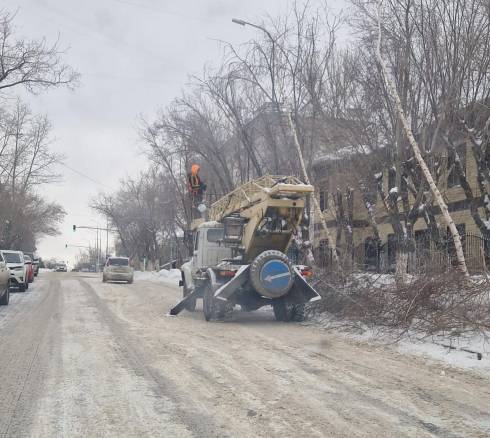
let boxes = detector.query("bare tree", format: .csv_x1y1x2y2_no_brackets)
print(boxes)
0,10,79,95
92,169,185,267
0,100,64,250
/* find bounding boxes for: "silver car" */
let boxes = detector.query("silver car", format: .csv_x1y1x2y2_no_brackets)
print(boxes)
0,252,10,305
102,257,133,283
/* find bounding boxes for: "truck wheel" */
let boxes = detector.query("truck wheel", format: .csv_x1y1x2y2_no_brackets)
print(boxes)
203,281,232,321
183,281,196,312
18,283,26,292
272,298,305,322
250,250,294,298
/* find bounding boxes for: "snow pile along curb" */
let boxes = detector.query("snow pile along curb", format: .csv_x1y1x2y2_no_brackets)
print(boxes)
134,269,181,286
308,313,490,374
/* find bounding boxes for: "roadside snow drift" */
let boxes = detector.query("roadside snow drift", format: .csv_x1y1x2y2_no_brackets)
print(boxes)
134,269,181,286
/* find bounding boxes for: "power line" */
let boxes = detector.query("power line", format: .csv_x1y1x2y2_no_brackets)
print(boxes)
55,160,114,190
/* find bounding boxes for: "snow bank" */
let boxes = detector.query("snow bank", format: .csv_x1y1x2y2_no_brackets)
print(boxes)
38,268,54,273
397,333,490,372
134,269,181,286
308,313,490,374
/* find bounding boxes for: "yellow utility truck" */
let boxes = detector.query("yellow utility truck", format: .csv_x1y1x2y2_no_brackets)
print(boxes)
170,175,320,321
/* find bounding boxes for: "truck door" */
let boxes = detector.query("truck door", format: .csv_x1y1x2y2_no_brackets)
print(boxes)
191,231,202,274
202,228,230,266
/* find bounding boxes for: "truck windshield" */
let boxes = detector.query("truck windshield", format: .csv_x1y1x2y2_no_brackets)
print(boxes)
207,229,224,243
3,252,22,263
108,258,129,266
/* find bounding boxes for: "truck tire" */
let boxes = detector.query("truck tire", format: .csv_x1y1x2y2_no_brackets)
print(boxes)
18,283,26,292
250,250,294,298
272,298,305,322
203,281,232,321
183,280,196,312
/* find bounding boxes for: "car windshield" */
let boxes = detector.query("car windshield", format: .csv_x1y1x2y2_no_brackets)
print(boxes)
3,252,22,263
108,258,129,266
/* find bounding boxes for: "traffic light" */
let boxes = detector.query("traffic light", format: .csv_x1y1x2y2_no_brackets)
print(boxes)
73,225,76,232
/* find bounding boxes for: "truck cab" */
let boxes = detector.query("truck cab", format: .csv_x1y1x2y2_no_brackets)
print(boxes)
181,222,231,293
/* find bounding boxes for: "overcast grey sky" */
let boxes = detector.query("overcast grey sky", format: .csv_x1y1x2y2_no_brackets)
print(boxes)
3,0,344,265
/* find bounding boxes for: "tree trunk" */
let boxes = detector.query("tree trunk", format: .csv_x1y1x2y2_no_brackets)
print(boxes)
376,1,468,277
287,112,340,270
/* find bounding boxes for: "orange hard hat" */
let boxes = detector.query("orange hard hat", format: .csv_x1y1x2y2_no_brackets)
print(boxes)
191,164,200,175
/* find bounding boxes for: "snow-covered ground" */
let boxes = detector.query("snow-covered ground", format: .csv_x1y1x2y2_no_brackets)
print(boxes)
134,269,181,287
309,313,490,375
397,333,489,371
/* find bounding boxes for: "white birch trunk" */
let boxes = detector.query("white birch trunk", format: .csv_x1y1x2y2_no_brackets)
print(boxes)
376,0,469,277
287,112,340,268
395,251,409,285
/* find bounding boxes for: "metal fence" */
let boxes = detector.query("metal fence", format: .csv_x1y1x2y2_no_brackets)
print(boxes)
315,233,490,274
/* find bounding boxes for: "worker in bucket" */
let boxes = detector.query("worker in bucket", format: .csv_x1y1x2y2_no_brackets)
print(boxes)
187,164,207,205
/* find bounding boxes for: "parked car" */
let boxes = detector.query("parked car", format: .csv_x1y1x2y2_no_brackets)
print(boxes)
55,263,67,272
103,257,134,283
24,252,40,276
0,250,28,292
0,252,10,305
24,255,35,283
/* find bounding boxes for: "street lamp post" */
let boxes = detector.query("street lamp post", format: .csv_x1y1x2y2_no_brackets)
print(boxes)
232,18,277,104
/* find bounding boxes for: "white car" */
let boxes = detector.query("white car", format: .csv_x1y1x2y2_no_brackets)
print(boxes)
102,257,133,283
0,252,10,305
0,250,28,292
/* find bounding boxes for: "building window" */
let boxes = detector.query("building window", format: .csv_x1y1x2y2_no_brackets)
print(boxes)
365,184,377,205
317,239,330,268
319,190,328,212
415,229,430,252
388,167,396,191
364,237,380,271
448,144,466,188
387,233,397,270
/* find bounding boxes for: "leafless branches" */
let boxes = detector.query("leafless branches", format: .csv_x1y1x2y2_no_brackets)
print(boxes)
0,10,79,95
312,272,490,337
92,169,186,267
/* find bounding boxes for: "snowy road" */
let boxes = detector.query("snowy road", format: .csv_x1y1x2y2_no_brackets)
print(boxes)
0,272,489,437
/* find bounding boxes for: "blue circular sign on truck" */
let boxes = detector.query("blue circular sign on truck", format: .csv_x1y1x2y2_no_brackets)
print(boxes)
260,260,292,293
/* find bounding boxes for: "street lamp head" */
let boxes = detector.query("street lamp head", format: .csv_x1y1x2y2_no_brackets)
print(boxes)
232,18,247,26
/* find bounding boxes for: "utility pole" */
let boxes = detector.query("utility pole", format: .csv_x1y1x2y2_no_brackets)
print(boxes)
73,224,117,271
